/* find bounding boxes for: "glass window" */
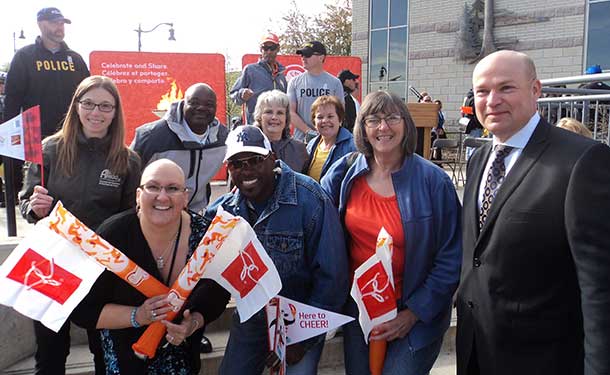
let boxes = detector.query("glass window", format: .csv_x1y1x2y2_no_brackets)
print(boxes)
389,27,408,82
370,82,389,93
371,0,389,29
389,82,407,101
370,30,388,82
369,0,409,98
586,1,610,70
390,0,408,27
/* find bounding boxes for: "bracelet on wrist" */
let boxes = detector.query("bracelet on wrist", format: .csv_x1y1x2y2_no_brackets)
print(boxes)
130,307,141,328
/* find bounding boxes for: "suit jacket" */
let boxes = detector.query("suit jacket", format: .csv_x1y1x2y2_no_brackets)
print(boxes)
456,119,610,375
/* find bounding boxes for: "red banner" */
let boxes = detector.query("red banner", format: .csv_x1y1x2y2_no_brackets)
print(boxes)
22,106,43,165
90,51,227,144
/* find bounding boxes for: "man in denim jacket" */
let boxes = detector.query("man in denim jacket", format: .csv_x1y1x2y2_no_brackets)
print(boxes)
205,125,349,374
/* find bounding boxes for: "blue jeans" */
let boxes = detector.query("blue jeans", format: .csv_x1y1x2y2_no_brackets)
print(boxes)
219,310,325,375
343,317,443,375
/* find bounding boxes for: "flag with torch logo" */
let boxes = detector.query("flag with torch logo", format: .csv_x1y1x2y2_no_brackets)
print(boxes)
202,212,282,322
0,218,104,332
350,227,397,343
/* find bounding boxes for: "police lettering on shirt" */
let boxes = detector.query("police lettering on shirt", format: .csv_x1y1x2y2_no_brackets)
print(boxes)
35,59,76,72
299,87,331,97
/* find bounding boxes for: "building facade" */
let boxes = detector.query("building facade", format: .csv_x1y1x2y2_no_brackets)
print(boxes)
352,0,610,122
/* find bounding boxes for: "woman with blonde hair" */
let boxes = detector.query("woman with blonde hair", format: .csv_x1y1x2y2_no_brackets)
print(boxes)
19,75,141,374
306,95,356,181
556,117,593,139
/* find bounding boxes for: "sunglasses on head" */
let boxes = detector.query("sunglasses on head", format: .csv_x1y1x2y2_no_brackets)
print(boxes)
261,44,279,51
227,153,270,170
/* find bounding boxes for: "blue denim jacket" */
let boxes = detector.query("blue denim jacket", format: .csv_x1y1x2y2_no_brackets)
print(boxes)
321,153,462,350
204,160,349,313
306,127,357,180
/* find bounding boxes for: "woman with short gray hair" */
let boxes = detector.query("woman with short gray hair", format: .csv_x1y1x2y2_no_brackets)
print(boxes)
254,90,308,173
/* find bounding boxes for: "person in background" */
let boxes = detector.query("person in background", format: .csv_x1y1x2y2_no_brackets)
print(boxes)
211,125,348,374
0,71,6,208
417,91,429,103
288,41,344,142
306,95,356,182
321,91,462,374
431,99,447,161
19,76,141,375
556,117,593,139
71,159,230,374
4,7,90,206
253,90,309,173
230,32,287,124
131,83,228,215
461,89,485,160
337,69,360,133
434,99,446,132
0,71,5,121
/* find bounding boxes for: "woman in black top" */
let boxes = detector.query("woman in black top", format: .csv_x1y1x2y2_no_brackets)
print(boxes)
19,75,141,375
71,159,230,374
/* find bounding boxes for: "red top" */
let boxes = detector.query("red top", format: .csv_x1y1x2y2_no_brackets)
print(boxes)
345,176,405,299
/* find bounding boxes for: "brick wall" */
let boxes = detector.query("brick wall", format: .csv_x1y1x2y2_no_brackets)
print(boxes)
352,0,587,123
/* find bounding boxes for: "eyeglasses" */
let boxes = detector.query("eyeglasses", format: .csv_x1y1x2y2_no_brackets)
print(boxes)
139,184,187,195
261,44,279,51
364,114,403,128
227,154,270,170
79,100,115,113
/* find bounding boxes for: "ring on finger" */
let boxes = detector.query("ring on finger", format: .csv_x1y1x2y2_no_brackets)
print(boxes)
151,310,156,319
167,335,174,342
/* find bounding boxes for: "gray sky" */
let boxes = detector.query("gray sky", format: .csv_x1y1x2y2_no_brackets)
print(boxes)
2,0,329,71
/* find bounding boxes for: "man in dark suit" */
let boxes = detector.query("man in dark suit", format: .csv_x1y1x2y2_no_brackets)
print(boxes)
456,50,610,375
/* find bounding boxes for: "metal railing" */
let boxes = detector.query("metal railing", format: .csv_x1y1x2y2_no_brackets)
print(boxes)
538,73,610,144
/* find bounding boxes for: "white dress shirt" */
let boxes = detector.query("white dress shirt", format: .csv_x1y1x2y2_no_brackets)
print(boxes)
477,112,540,210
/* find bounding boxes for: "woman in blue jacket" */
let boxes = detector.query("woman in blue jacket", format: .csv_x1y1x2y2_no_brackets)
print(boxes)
321,91,462,375
306,95,356,181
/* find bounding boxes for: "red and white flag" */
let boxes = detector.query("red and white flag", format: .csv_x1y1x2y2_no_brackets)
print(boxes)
0,218,104,332
202,212,282,322
0,106,43,164
350,228,397,343
267,297,287,375
265,295,354,346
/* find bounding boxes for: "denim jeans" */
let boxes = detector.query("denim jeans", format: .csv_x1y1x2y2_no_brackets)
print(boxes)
343,317,443,375
219,310,325,375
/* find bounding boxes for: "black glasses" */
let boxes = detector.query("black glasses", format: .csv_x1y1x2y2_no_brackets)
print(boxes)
364,114,403,128
227,154,270,170
79,100,115,113
261,44,279,52
139,184,187,195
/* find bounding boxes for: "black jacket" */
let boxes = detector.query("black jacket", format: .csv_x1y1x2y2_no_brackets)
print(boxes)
342,90,357,133
19,133,141,229
457,120,610,375
131,101,228,214
4,36,89,136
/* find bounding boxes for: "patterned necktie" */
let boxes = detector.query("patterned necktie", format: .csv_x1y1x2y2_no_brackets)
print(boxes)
479,145,514,229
